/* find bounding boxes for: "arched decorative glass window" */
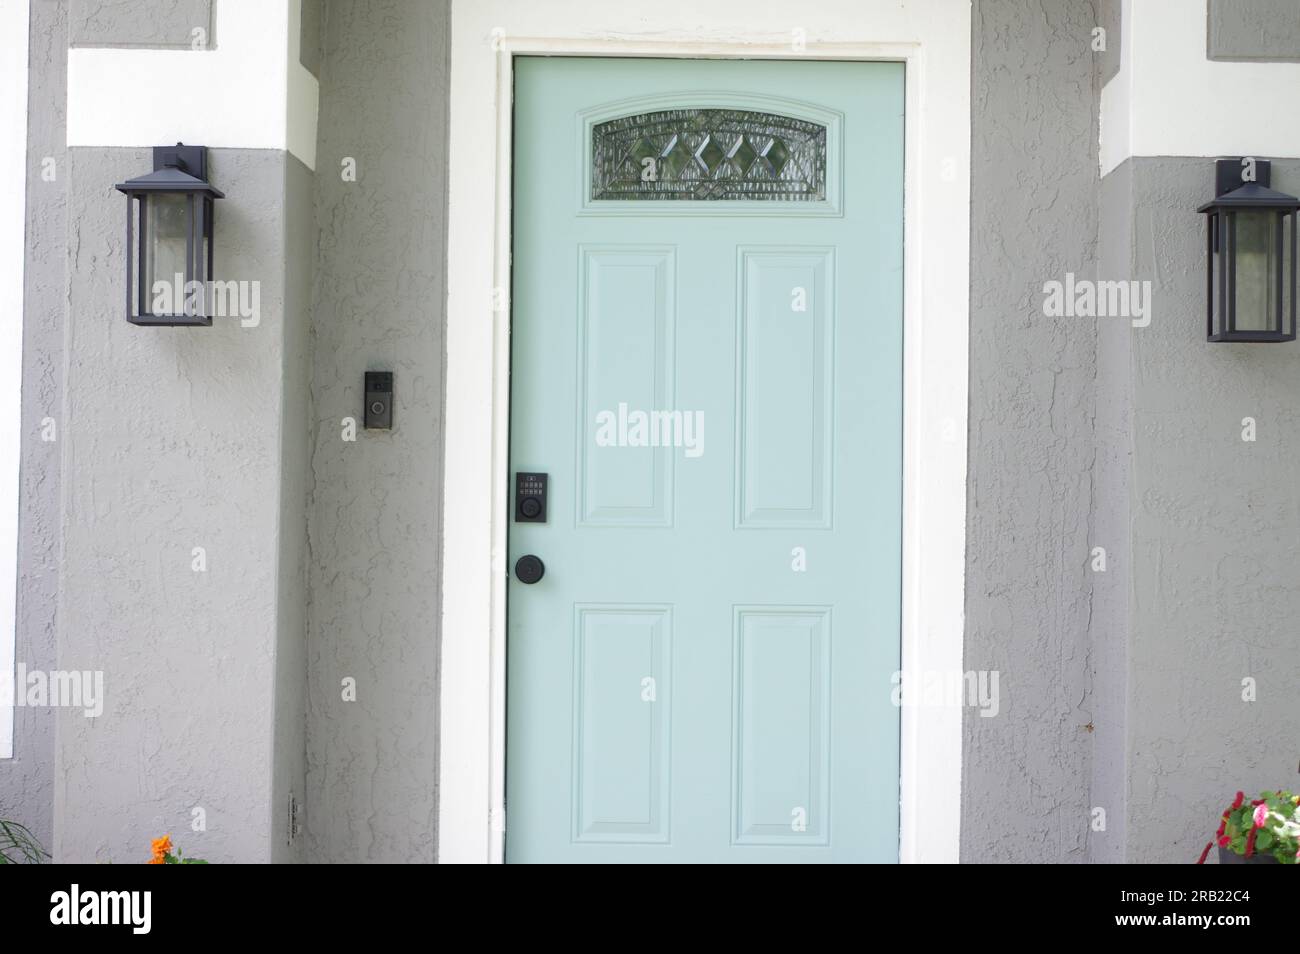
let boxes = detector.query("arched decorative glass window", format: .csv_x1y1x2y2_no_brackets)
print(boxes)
592,108,827,201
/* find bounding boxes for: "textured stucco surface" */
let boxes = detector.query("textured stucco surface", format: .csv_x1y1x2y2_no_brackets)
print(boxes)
962,0,1099,862
1097,0,1122,86
1088,158,1133,863
1208,0,1300,61
52,147,296,864
69,0,213,49
300,0,323,77
0,0,67,858
303,0,449,864
1122,157,1300,862
271,156,315,863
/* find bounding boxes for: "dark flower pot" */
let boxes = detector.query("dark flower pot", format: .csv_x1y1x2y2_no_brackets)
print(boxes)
1219,846,1279,864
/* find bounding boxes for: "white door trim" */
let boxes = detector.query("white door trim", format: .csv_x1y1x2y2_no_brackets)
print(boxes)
439,0,971,865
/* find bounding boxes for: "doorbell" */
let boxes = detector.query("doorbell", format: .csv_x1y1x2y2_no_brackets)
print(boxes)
364,371,393,429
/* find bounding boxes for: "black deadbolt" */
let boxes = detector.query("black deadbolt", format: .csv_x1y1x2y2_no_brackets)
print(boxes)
514,555,545,584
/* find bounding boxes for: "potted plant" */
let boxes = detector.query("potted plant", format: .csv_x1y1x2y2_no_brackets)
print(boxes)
1197,790,1300,864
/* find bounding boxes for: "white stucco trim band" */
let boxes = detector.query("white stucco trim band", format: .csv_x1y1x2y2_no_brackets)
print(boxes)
1100,0,1300,176
66,0,319,170
439,0,971,864
0,0,31,760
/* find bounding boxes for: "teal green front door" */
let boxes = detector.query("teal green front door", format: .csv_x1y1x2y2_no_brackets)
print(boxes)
507,57,903,863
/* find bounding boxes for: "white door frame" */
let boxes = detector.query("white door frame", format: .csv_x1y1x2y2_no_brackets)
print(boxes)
439,0,971,865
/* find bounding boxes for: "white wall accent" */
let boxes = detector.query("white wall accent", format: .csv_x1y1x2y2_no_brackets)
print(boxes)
440,0,971,864
1101,0,1300,175
286,0,319,171
67,0,318,170
1099,0,1133,177
0,0,31,760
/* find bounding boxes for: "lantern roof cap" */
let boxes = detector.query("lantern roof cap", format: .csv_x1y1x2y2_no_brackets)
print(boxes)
1198,182,1299,213
115,165,224,199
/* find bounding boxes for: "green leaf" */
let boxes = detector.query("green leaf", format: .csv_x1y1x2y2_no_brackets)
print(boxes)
0,819,50,863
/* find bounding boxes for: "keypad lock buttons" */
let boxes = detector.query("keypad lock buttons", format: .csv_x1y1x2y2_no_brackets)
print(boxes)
515,472,548,522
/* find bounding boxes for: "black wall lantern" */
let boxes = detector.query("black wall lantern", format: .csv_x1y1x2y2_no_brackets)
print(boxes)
1198,158,1298,342
114,144,224,326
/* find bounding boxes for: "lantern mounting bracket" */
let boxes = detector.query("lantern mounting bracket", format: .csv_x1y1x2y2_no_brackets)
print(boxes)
154,143,207,178
1214,157,1271,197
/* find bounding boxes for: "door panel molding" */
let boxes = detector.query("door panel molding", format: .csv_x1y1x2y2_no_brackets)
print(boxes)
734,246,835,529
571,604,673,844
575,245,677,527
731,605,832,847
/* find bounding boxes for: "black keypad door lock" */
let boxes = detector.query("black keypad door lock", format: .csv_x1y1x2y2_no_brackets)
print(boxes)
514,555,545,584
515,472,548,522
364,371,393,429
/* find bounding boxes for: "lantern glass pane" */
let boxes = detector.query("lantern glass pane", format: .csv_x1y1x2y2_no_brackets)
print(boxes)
1232,210,1280,332
144,193,190,315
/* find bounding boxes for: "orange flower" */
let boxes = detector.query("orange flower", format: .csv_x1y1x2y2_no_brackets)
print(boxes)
150,834,173,861
146,855,165,864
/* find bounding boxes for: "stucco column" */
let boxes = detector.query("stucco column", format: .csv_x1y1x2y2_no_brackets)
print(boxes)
46,0,318,864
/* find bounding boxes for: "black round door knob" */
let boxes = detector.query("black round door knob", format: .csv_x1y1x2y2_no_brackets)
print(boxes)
514,555,545,584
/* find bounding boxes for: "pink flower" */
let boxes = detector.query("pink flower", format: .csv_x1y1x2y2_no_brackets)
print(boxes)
1252,803,1269,828
1218,836,1231,847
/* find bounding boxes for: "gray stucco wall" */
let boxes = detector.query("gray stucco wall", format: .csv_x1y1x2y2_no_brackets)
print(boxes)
1,0,67,859
52,147,297,864
962,0,1099,862
1097,0,1122,86
69,0,213,48
300,0,323,77
1208,0,1300,61
303,0,449,864
11,0,446,865
1088,158,1133,863
271,157,315,863
1120,157,1300,862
